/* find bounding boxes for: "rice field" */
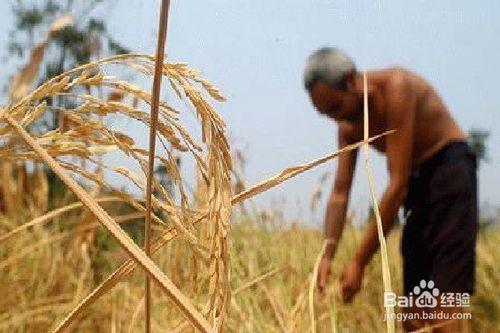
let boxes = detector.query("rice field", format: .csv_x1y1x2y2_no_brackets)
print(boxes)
0,6,498,333
1,209,499,332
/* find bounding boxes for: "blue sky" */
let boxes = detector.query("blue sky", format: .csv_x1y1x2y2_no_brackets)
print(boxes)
1,1,499,225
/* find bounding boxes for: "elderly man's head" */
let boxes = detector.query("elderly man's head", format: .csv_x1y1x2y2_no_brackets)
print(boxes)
304,47,362,121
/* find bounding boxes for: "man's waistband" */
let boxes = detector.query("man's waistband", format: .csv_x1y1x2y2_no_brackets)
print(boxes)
413,141,476,179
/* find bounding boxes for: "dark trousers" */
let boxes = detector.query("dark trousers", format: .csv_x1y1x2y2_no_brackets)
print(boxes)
402,141,478,294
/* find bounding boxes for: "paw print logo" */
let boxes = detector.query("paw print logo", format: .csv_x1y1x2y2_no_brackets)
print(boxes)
414,280,439,308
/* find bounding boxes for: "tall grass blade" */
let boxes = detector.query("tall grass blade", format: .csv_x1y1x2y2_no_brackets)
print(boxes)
145,1,171,332
362,72,395,333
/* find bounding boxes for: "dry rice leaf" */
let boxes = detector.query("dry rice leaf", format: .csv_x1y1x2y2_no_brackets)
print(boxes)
233,267,285,295
43,132,389,331
47,13,74,36
20,101,47,127
0,197,123,243
309,241,328,333
3,114,214,333
51,213,207,333
9,14,74,102
231,131,393,205
362,73,395,333
0,51,380,333
9,43,47,102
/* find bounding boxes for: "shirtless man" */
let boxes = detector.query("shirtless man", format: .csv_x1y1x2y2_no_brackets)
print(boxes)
304,47,477,332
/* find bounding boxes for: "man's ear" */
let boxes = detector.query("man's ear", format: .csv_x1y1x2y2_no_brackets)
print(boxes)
344,70,357,91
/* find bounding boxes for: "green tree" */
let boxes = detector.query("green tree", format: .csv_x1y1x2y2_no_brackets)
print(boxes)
7,0,129,131
467,128,490,167
6,0,130,205
467,128,490,227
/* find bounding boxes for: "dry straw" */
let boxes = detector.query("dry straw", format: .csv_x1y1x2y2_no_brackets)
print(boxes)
3,114,214,333
362,72,395,333
48,130,390,333
145,2,171,332
9,14,74,102
309,240,328,333
0,22,392,331
1,52,232,332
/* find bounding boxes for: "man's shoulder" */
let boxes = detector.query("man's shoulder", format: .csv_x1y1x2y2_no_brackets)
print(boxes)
384,67,417,87
369,67,427,100
370,66,420,82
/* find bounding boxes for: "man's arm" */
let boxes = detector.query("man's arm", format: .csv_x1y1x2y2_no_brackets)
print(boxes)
317,124,357,293
324,125,358,258
354,75,416,268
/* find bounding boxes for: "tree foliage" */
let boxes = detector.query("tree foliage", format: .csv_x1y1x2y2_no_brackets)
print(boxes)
7,0,129,130
467,128,490,167
6,0,130,203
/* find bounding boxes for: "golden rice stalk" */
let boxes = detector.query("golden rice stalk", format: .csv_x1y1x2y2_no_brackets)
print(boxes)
15,161,29,205
0,214,142,271
232,267,284,295
51,209,209,332
362,72,395,333
32,164,49,214
290,292,307,332
145,3,171,331
2,113,214,333
50,132,389,332
9,14,74,102
2,51,234,332
9,43,47,103
0,160,17,216
126,296,145,333
261,285,287,333
309,240,328,333
0,45,393,332
231,131,393,205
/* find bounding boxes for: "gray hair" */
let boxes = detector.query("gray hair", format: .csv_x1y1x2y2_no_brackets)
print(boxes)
303,47,356,90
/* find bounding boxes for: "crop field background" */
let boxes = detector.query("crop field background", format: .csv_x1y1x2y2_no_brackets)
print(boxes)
0,1,499,333
1,209,499,332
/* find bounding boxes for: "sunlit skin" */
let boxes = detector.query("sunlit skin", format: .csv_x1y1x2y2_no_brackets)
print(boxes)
309,68,467,333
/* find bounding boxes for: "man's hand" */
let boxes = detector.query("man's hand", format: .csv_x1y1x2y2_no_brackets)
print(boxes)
317,254,331,294
340,259,364,303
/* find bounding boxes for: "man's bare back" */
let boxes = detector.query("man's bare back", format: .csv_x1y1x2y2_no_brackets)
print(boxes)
339,67,466,168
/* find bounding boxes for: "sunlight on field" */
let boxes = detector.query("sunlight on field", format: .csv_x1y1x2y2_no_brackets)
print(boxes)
1,211,498,332
0,4,498,332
